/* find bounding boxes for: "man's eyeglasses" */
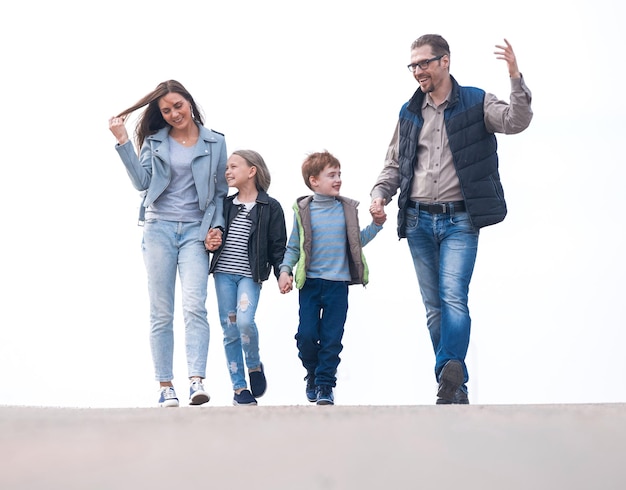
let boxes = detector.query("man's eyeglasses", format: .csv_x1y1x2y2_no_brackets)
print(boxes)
407,54,444,72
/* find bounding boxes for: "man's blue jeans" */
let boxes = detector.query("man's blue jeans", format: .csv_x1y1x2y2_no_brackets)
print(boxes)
142,220,210,382
405,207,479,384
213,272,262,391
296,278,349,387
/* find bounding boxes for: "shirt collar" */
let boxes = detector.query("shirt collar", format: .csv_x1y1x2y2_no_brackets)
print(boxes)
422,90,451,110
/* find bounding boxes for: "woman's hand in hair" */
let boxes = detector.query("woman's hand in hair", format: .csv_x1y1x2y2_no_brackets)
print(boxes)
109,115,129,146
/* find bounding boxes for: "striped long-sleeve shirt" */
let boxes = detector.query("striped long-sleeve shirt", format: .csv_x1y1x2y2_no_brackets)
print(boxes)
213,202,254,277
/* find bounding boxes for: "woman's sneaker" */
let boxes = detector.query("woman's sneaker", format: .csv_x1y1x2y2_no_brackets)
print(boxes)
158,386,179,408
189,379,210,406
233,389,257,406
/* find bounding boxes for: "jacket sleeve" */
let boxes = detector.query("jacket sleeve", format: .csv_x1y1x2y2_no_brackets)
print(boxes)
268,200,288,279
211,140,228,230
115,140,153,191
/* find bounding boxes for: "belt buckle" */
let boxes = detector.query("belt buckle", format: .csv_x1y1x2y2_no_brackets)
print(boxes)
429,203,446,214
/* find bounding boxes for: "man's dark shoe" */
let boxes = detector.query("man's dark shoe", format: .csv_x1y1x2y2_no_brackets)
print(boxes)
305,373,317,403
436,360,464,404
249,363,267,398
435,387,470,405
454,388,469,404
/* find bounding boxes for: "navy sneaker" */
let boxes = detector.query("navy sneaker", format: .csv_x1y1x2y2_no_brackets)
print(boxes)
233,389,257,406
316,385,334,406
436,360,464,404
249,363,267,398
158,386,179,408
305,374,317,403
189,378,210,406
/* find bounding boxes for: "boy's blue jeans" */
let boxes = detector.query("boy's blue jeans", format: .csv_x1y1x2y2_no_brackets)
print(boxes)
213,272,262,391
142,220,210,382
405,207,479,384
296,278,349,387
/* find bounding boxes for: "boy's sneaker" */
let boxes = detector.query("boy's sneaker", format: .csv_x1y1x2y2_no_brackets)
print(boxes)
316,385,334,406
158,386,179,408
305,374,317,403
233,389,257,406
189,379,210,406
249,363,267,398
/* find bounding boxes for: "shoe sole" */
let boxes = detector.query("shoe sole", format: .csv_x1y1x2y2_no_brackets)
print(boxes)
437,360,464,403
316,399,334,406
232,400,258,406
159,400,179,408
189,393,210,406
436,390,470,405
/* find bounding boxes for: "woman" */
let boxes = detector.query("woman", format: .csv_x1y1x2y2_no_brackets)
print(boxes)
109,80,227,407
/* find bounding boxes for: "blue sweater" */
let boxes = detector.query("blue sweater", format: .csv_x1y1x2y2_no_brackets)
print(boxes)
281,193,381,283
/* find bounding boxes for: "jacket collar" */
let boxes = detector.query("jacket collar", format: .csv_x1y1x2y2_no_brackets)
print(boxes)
146,124,219,160
227,189,270,205
146,124,219,144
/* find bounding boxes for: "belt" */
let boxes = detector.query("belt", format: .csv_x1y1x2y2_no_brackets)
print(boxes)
408,200,465,214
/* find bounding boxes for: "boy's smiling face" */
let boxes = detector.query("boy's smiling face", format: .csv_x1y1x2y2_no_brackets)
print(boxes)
309,164,342,197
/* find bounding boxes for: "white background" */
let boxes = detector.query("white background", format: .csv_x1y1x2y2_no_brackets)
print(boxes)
1,0,624,407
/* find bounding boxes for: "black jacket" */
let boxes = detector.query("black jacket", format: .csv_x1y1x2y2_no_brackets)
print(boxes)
210,190,287,284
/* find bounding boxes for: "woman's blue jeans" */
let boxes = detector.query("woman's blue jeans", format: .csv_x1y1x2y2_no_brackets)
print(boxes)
296,278,349,387
405,207,479,383
213,273,262,391
142,220,210,382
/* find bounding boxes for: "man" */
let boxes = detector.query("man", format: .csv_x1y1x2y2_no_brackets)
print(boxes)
370,34,532,404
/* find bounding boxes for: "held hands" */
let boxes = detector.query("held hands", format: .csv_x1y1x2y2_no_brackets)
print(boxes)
204,228,223,252
108,115,129,145
369,198,387,226
278,272,293,294
494,39,520,79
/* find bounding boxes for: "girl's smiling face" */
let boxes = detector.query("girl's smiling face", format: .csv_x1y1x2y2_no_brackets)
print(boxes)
225,154,256,189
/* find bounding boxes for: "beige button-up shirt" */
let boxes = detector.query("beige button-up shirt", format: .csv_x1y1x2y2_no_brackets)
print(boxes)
372,76,533,204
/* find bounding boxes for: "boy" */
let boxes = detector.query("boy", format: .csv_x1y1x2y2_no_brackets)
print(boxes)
278,151,386,405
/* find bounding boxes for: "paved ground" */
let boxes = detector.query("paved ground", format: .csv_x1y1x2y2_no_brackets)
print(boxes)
1,403,624,489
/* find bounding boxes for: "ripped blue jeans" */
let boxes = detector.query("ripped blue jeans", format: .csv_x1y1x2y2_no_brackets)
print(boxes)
213,273,262,391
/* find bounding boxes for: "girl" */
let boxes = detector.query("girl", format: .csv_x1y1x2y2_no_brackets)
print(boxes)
209,150,287,405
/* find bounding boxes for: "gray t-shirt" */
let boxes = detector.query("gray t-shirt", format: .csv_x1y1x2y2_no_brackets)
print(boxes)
145,137,204,223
